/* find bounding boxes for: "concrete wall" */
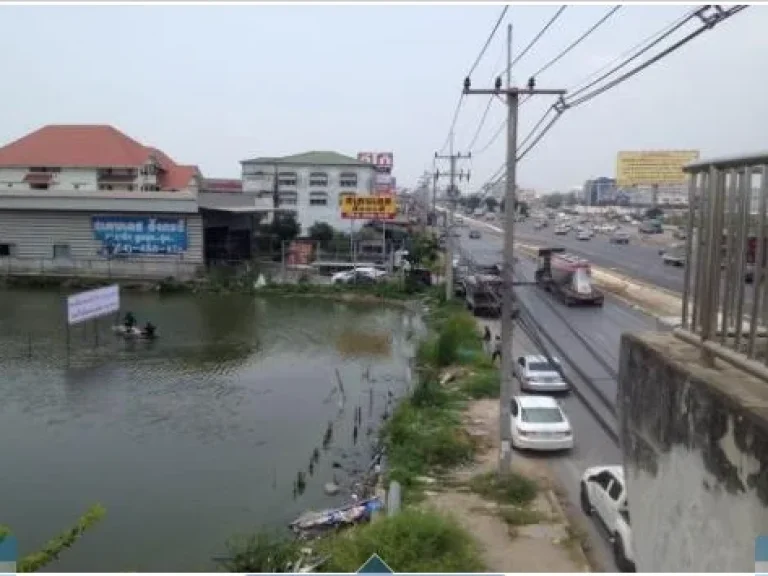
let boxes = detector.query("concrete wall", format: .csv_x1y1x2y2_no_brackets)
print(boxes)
0,210,204,280
618,331,768,572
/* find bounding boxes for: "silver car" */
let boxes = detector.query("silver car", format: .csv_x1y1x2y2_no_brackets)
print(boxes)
514,355,569,393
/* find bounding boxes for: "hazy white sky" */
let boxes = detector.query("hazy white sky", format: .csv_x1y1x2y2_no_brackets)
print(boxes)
0,3,765,192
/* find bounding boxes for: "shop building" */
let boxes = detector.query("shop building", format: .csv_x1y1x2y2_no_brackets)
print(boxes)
0,124,204,280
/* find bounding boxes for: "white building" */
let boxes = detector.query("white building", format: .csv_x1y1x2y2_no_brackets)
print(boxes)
240,151,376,233
0,124,205,279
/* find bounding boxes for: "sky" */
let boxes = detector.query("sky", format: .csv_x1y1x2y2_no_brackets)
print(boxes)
0,2,766,193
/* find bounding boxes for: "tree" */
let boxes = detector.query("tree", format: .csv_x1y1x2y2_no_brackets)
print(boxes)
484,197,498,212
269,213,301,244
307,222,335,248
466,195,482,211
645,207,664,220
544,193,563,209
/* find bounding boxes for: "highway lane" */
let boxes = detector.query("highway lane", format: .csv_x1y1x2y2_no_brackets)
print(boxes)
456,225,660,571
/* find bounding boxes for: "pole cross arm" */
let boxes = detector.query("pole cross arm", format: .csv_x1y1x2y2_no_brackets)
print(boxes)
463,87,567,96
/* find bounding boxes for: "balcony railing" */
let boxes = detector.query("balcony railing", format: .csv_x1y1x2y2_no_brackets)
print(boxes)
678,152,768,378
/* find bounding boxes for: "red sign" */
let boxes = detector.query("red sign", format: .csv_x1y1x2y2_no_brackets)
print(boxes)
357,151,394,173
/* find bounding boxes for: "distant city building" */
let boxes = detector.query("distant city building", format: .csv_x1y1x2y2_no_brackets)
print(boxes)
240,151,376,232
583,177,617,205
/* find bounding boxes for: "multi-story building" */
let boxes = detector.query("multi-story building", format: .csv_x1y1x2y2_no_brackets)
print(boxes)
583,177,617,205
240,151,376,232
0,124,205,279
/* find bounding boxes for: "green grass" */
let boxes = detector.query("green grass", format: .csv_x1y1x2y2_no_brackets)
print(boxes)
317,509,485,573
468,471,538,507
220,532,301,573
460,368,500,399
498,506,547,526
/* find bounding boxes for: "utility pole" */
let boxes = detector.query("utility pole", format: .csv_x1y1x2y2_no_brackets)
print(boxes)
463,22,566,475
434,141,471,301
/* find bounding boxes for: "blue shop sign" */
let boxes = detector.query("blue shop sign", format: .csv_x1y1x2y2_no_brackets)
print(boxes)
92,216,188,255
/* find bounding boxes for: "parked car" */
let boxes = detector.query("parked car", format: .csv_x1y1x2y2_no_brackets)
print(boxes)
610,231,630,245
660,244,685,266
510,395,574,452
469,229,482,239
580,465,635,572
554,225,569,235
514,355,568,393
577,229,592,241
331,267,385,285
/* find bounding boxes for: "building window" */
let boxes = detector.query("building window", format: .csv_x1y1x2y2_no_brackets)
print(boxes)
278,191,298,206
29,167,60,173
53,244,71,259
100,185,114,191
309,172,328,187
309,191,329,206
140,164,157,176
256,190,273,199
278,172,298,187
30,183,49,190
340,172,358,188
0,243,15,257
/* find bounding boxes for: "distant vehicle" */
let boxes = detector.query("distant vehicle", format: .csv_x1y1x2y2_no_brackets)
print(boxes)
660,244,686,266
473,208,485,217
554,225,569,235
639,219,663,234
484,213,496,221
577,229,592,241
534,248,605,306
463,274,502,317
610,231,630,245
469,229,481,239
580,465,635,572
510,395,574,452
514,355,568,393
331,267,384,285
534,221,546,231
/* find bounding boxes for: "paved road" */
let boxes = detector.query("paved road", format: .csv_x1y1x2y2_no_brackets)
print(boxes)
456,224,659,571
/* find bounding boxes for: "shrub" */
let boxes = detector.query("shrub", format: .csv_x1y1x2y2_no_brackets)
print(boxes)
460,369,500,399
468,471,538,506
220,531,301,573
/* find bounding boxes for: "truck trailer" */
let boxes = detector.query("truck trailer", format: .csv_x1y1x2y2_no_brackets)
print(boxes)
534,248,604,306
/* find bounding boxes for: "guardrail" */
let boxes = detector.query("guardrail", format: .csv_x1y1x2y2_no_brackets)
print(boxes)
679,153,768,374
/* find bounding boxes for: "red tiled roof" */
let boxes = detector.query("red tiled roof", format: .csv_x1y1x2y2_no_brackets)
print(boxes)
0,125,200,191
204,178,242,192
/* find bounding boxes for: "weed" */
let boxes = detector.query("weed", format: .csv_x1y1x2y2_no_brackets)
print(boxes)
498,506,546,526
468,471,538,507
317,509,485,573
221,531,301,573
460,369,500,399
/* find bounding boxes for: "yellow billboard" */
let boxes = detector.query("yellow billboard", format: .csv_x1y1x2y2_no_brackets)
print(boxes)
616,150,700,187
341,194,397,220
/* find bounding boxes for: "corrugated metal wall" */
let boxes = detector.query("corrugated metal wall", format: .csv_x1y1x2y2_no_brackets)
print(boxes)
0,210,204,279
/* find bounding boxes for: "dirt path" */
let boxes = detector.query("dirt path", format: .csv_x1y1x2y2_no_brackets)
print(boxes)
423,399,591,572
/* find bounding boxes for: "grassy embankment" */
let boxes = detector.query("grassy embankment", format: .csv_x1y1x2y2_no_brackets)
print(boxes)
224,297,541,573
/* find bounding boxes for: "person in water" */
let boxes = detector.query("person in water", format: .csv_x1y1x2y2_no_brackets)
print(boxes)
143,321,156,338
124,311,136,329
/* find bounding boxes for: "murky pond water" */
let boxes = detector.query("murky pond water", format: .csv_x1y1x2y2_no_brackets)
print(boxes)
0,289,423,571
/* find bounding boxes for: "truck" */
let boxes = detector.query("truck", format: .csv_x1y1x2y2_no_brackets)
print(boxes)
534,247,604,306
463,274,502,317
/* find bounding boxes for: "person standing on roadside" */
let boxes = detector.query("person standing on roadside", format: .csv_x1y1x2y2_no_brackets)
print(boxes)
482,326,491,353
491,335,502,364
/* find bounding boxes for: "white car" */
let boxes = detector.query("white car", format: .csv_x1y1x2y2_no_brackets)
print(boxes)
509,395,574,452
580,465,635,572
331,267,385,284
514,355,568,392
577,229,592,241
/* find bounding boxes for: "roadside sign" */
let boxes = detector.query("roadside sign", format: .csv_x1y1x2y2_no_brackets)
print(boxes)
341,194,397,220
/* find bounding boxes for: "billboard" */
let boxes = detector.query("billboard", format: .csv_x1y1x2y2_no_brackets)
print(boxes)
358,152,394,173
67,285,120,325
341,194,398,220
374,173,394,194
616,150,700,187
92,216,188,255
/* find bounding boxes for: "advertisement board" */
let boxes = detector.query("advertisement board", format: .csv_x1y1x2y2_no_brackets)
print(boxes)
374,173,394,194
92,216,188,255
357,151,394,173
616,150,700,187
341,194,398,220
67,285,120,325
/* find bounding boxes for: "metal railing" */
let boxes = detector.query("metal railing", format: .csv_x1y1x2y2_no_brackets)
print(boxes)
679,152,768,376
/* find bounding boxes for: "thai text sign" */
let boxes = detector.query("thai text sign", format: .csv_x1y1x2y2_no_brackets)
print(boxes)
357,152,394,173
341,194,397,220
616,150,700,187
67,285,120,325
92,216,188,255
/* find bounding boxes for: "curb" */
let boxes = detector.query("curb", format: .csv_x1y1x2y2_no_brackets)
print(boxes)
545,488,593,572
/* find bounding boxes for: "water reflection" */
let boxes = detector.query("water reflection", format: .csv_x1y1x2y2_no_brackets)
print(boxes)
0,289,424,571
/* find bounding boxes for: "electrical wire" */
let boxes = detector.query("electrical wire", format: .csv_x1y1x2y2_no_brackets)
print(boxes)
466,97,496,151
531,5,622,78
467,5,510,79
500,5,567,78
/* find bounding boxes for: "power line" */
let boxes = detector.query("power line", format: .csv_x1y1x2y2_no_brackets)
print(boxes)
531,5,622,78
500,5,567,78
467,97,496,150
467,5,510,79
439,5,509,154
471,95,531,157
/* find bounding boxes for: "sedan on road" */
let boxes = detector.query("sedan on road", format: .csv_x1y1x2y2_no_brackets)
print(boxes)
580,465,635,572
510,395,574,451
610,231,630,245
469,229,482,239
514,354,568,393
577,229,592,241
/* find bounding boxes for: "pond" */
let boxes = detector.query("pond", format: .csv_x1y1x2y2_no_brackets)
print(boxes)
0,289,424,571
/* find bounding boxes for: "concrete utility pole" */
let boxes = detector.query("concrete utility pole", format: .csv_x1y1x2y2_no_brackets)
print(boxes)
434,141,471,301
463,22,566,475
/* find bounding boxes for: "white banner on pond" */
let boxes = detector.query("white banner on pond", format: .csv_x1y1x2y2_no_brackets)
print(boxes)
66,285,120,325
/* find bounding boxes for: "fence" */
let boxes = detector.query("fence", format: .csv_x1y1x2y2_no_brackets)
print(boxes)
0,256,201,281
678,153,768,376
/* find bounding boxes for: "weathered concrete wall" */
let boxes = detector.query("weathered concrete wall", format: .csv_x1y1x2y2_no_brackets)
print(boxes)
618,331,768,572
